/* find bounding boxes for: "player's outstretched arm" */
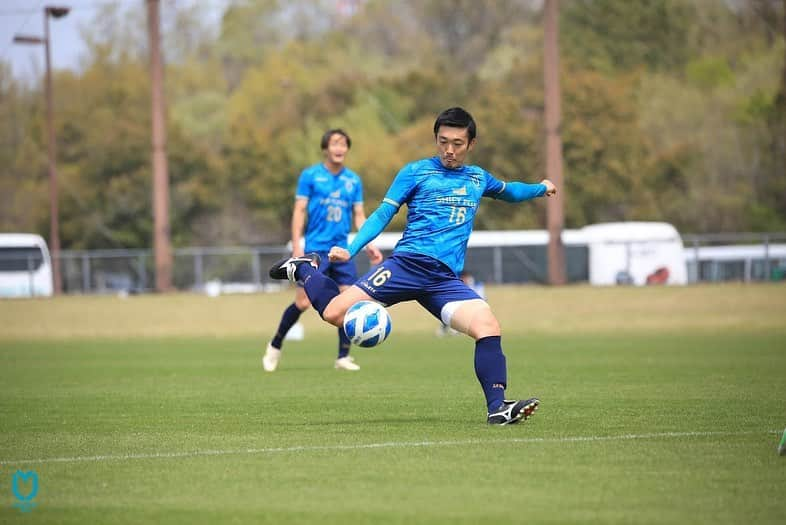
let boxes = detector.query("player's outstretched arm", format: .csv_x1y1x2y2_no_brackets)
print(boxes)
498,179,556,202
329,202,397,263
290,198,308,256
352,203,383,265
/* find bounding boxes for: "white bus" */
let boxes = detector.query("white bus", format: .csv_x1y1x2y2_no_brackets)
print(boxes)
0,233,54,298
360,222,687,286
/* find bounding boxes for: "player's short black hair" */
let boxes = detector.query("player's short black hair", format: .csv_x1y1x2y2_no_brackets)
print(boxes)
321,129,351,150
433,107,477,142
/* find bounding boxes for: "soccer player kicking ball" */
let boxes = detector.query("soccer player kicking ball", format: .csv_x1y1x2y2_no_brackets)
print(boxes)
270,108,556,425
263,129,383,372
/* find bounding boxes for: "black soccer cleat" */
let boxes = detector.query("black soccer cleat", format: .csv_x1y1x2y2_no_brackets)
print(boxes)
487,398,539,425
268,253,321,282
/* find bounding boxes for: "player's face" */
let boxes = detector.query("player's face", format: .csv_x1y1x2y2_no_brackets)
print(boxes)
324,134,349,167
436,126,475,169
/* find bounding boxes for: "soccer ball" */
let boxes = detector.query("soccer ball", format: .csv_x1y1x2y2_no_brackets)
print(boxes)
343,300,392,348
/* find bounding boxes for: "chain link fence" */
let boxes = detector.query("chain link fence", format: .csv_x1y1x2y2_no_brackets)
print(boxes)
50,233,784,294
57,245,577,294
3,233,784,296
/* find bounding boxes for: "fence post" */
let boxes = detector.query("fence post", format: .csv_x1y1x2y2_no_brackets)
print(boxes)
251,249,261,288
764,234,771,281
493,246,503,284
693,238,700,283
625,241,632,279
138,253,148,291
81,252,90,292
27,254,35,297
194,249,203,289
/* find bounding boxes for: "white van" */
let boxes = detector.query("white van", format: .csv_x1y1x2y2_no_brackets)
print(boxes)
0,233,54,297
582,222,688,286
357,221,688,286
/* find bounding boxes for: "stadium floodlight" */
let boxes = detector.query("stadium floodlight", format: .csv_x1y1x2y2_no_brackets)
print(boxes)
12,5,70,295
46,6,71,18
13,35,45,44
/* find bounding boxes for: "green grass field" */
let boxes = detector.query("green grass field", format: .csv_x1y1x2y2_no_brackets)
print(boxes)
1,285,785,524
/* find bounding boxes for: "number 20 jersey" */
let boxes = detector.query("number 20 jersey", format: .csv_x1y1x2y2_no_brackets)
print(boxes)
296,164,364,253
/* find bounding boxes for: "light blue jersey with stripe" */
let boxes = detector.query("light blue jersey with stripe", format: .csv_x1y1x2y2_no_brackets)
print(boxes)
296,164,364,253
382,157,506,275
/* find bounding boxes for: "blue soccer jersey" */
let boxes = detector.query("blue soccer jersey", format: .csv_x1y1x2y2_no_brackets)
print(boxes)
296,164,364,253
381,157,506,275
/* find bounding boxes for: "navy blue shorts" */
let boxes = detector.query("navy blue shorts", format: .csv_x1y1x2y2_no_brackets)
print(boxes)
298,252,358,287
355,252,482,321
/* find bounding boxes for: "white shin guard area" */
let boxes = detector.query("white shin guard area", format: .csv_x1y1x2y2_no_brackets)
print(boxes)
440,299,490,335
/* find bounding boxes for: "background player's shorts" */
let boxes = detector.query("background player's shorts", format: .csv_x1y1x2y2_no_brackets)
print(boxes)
298,251,357,287
355,252,482,321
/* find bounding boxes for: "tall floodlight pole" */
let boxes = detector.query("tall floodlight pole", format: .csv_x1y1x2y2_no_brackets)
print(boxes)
13,6,70,295
147,0,173,291
544,0,566,285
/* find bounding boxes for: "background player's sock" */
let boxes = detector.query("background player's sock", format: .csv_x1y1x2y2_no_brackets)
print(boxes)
296,264,340,317
337,326,351,358
271,303,302,349
474,336,507,412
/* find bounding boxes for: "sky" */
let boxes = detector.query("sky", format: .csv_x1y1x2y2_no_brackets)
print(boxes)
0,0,227,81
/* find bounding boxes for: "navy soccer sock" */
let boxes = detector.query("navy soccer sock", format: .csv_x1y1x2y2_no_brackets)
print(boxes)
337,326,351,358
295,264,340,318
474,336,507,412
271,302,302,349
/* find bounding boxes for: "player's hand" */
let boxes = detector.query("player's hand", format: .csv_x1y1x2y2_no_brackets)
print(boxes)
365,244,383,265
328,246,350,262
541,179,557,196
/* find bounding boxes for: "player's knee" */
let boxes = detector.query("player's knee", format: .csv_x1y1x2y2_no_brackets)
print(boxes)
468,309,500,339
321,302,344,327
294,296,311,310
443,299,499,338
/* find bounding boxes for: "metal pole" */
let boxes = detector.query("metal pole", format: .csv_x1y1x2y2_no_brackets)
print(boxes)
28,255,35,297
493,246,503,284
137,253,147,291
147,0,173,292
625,241,632,283
544,0,566,285
251,250,261,287
44,10,62,295
693,238,700,282
81,252,90,292
194,250,203,289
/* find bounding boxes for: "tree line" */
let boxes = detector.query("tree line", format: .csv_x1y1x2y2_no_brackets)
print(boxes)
1,0,784,250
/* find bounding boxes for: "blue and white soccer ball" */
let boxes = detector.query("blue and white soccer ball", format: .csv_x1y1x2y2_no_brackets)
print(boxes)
343,300,392,348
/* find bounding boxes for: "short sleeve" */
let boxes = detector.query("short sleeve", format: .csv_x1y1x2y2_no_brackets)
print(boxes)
295,169,311,200
382,163,418,209
481,168,506,198
353,175,364,205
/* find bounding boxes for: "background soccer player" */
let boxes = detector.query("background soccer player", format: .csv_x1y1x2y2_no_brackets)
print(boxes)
270,108,556,424
263,129,382,372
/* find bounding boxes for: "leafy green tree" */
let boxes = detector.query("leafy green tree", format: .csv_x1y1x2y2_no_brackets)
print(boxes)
562,0,695,73
0,63,45,234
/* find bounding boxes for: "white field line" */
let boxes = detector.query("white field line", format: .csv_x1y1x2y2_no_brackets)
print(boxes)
1,430,779,467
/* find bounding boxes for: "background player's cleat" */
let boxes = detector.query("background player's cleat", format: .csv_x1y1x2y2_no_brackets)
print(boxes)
487,398,539,425
269,253,321,282
262,343,281,372
334,356,360,371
